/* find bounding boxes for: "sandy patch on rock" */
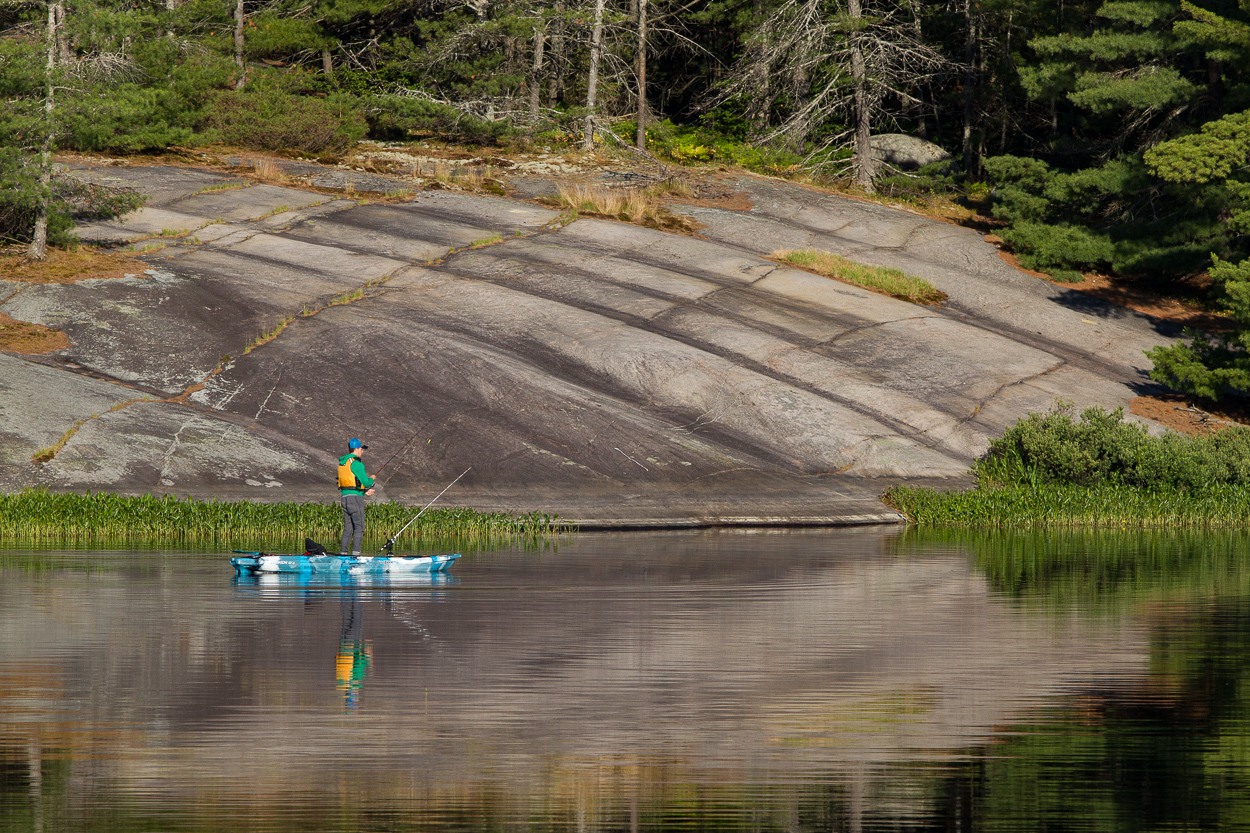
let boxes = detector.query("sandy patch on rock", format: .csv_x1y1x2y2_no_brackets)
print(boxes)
1,249,152,284
1131,394,1246,436
0,312,69,354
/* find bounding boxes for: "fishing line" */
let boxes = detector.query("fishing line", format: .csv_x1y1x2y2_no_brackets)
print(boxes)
375,416,441,484
380,467,472,553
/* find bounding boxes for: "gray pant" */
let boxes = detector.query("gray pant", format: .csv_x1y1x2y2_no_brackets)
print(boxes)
341,493,365,554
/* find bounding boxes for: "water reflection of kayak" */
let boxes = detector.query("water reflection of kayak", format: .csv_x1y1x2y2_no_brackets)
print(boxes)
231,571,459,591
230,552,461,576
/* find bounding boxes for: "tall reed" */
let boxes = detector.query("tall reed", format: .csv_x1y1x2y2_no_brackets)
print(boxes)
885,481,1250,528
0,489,565,550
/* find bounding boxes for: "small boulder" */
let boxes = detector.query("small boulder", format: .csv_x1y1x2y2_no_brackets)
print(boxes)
869,134,952,171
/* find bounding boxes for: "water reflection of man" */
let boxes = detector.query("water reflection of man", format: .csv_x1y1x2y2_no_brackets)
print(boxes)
336,584,373,710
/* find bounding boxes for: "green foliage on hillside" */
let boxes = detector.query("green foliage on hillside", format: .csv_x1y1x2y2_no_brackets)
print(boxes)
1148,258,1250,399
0,148,145,247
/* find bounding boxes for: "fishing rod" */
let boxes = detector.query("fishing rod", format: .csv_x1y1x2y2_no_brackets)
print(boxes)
373,418,439,483
379,467,472,554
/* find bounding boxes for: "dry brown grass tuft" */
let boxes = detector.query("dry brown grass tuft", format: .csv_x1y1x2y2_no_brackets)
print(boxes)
553,182,702,232
251,158,289,182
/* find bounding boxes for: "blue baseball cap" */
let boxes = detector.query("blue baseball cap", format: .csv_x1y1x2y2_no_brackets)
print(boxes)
348,438,368,449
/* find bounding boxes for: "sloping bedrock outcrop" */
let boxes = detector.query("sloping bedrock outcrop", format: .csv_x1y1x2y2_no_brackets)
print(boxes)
188,217,1117,521
279,193,558,262
0,354,137,491
72,169,333,244
689,176,1173,381
3,242,405,395
0,353,328,497
16,193,560,397
191,280,922,523
67,164,246,206
36,400,327,497
513,221,1146,446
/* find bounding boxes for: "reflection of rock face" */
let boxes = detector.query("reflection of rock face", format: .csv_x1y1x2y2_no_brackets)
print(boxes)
0,531,1151,823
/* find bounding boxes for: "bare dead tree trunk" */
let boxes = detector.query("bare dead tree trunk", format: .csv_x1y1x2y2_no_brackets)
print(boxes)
529,21,546,126
549,0,565,107
30,0,57,261
999,11,1011,153
753,0,771,134
635,0,647,148
848,0,873,192
164,0,178,39
322,45,333,77
234,0,246,89
55,1,71,62
582,0,605,150
961,0,975,176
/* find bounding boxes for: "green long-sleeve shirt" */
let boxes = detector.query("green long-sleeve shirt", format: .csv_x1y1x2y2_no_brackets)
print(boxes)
338,454,375,495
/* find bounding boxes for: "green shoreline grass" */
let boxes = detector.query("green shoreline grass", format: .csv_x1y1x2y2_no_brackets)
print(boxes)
885,482,1250,528
771,248,947,305
0,489,565,549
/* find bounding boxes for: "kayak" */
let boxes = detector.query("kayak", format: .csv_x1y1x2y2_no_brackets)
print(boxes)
231,551,461,576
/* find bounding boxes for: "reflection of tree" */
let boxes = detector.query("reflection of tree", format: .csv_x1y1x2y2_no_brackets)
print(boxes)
335,585,372,710
891,528,1250,830
960,604,1250,832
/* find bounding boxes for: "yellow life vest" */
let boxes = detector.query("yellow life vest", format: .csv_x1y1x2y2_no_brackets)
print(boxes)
338,459,361,490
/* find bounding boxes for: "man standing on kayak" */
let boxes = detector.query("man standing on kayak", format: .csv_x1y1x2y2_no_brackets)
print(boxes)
338,438,376,555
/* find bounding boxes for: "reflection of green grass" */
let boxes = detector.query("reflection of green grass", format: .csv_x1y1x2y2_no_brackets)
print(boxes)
0,488,564,548
894,525,1250,610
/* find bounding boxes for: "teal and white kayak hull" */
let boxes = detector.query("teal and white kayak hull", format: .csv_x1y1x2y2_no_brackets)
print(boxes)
231,553,460,575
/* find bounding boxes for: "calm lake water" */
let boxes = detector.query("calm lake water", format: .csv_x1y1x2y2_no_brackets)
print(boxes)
4,526,1250,832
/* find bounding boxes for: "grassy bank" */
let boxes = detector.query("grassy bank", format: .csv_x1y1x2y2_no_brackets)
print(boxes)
885,482,1250,528
887,403,1250,528
0,489,564,549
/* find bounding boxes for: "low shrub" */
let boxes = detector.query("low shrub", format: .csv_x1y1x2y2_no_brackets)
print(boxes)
644,119,805,176
887,404,1250,528
364,94,513,145
975,402,1250,490
200,85,367,153
998,220,1116,275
